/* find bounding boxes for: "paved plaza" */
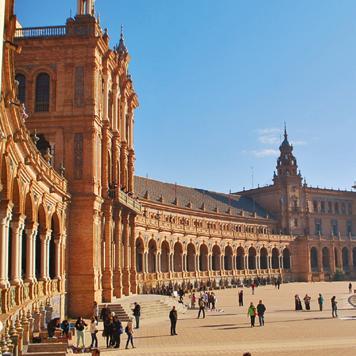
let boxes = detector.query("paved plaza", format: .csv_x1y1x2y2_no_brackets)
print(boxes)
85,282,356,356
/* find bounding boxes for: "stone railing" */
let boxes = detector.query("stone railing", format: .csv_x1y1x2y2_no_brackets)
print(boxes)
15,26,66,38
136,215,293,242
0,278,62,315
118,190,142,214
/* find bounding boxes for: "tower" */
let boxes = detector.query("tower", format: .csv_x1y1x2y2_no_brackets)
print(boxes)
273,126,306,235
77,0,94,16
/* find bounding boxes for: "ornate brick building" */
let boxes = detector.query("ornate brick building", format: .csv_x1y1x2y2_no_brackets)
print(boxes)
1,0,356,336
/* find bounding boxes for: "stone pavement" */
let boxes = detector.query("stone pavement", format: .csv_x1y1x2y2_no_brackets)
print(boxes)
74,281,356,356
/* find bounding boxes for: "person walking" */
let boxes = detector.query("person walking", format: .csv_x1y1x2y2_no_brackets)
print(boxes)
197,297,205,319
238,290,244,307
89,316,98,348
93,301,99,321
132,302,141,329
125,319,135,349
75,317,87,348
349,282,353,294
257,300,266,326
317,293,324,311
303,294,311,310
331,296,338,318
112,315,123,348
169,306,178,335
103,315,114,348
251,283,255,295
100,304,111,323
247,302,256,327
191,293,196,309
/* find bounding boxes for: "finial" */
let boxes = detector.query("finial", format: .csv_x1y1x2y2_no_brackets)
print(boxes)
120,24,124,40
117,24,128,54
284,121,287,139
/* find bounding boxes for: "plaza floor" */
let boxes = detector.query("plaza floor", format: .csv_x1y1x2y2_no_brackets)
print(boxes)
86,281,356,356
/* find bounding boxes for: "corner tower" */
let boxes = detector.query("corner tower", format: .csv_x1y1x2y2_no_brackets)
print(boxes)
273,126,306,235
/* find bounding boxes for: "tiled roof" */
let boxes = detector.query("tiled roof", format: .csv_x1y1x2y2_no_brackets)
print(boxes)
134,176,271,219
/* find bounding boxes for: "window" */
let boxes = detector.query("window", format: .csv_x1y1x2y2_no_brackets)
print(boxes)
328,201,333,213
35,73,50,112
294,218,298,227
348,203,353,215
341,203,346,215
320,201,325,213
15,73,26,103
313,201,318,213
315,219,322,235
347,221,352,236
331,220,338,236
334,202,339,214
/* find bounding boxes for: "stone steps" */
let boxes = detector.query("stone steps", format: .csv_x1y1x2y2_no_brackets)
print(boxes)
98,303,130,322
23,341,68,356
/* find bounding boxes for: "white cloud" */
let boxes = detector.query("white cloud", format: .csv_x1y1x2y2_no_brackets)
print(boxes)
291,140,307,146
251,149,279,158
257,128,282,145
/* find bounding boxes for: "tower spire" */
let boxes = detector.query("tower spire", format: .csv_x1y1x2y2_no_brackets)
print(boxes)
117,24,128,55
284,121,287,140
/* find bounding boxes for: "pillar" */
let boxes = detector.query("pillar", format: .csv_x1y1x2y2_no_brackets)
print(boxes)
10,214,26,285
24,222,38,283
129,214,137,294
0,203,12,288
122,211,130,295
39,229,51,281
113,209,122,298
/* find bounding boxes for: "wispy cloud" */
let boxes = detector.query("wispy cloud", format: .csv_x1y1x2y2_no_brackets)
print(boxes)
257,128,282,145
251,149,279,158
291,140,307,146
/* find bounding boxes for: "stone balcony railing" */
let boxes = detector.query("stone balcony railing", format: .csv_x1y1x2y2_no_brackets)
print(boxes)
15,26,67,39
136,215,293,241
117,190,142,214
0,278,63,316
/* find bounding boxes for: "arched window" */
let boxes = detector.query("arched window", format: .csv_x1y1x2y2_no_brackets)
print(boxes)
15,73,26,103
35,73,50,112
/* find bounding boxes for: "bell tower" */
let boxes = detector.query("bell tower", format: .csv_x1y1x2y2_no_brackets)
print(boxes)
77,0,94,16
273,126,306,235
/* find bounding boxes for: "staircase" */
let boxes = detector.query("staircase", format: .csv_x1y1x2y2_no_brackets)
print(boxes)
119,295,187,321
23,341,68,356
98,303,130,322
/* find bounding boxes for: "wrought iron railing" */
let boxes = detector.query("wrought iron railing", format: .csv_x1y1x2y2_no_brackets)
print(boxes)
15,26,67,38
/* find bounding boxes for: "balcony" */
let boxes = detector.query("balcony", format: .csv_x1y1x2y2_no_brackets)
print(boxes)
15,26,67,39
117,190,142,214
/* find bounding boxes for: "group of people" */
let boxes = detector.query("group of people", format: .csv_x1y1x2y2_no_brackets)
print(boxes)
294,293,338,317
99,303,136,350
247,301,266,327
188,291,217,312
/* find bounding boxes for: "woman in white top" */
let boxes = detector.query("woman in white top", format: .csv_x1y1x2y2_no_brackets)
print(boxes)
89,317,99,348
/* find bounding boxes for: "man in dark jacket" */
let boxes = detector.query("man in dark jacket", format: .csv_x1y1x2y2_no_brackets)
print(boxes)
257,300,266,326
132,302,141,329
169,306,178,336
100,304,111,323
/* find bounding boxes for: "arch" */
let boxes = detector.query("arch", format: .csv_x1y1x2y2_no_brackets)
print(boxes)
160,240,170,273
282,248,291,269
0,158,10,200
212,245,221,271
248,246,256,270
272,247,280,269
135,237,144,273
15,73,26,104
35,204,47,279
236,246,244,270
199,244,208,271
173,242,183,272
11,178,22,214
310,247,318,272
260,247,268,270
224,245,233,270
148,239,157,273
322,247,330,271
334,248,339,269
342,247,349,272
187,243,196,272
35,72,50,112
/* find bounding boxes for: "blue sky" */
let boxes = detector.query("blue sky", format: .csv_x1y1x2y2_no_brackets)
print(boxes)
16,0,356,193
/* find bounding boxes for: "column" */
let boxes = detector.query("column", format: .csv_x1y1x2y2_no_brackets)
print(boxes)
196,255,200,273
10,214,26,285
232,254,236,270
268,256,272,270
128,149,135,193
209,255,212,271
122,210,130,295
129,214,137,294
39,229,51,281
113,209,122,298
54,236,61,279
245,255,249,270
25,222,38,282
0,203,12,288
